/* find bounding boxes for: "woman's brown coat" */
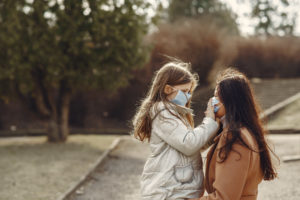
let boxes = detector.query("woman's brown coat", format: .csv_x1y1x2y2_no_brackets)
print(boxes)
200,127,264,200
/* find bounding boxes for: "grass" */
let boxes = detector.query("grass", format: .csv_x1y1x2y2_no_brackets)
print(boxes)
267,99,300,130
0,134,118,200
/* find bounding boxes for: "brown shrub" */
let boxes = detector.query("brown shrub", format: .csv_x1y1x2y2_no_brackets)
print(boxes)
104,20,224,122
70,35,300,126
148,19,222,84
226,36,300,78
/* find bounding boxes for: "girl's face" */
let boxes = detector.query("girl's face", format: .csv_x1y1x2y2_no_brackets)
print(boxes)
164,82,192,102
214,87,226,118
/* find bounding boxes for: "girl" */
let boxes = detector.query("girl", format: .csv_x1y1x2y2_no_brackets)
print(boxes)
132,62,219,200
198,68,277,200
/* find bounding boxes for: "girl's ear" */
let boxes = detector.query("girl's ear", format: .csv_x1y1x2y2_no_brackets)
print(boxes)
164,84,173,95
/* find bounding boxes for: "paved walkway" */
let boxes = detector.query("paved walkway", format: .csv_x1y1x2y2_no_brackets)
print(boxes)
67,137,150,200
68,134,300,200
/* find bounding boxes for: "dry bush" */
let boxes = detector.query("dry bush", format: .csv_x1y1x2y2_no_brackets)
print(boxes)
68,35,300,126
104,20,224,122
149,19,222,84
227,36,300,78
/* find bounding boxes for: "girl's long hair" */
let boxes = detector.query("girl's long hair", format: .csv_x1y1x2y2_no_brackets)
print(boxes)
132,61,198,142
206,68,277,181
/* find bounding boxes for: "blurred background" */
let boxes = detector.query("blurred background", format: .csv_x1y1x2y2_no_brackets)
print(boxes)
1,0,300,141
0,1,300,200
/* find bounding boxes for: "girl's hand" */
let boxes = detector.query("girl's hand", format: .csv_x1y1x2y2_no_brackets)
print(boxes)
205,98,215,120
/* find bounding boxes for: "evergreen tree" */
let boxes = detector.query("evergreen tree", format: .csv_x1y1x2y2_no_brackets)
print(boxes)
0,0,150,142
252,0,296,36
168,0,239,35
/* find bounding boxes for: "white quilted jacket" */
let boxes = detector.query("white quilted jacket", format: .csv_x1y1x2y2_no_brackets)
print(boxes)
141,102,219,200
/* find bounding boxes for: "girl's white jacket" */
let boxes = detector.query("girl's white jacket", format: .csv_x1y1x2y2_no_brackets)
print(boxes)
141,102,219,200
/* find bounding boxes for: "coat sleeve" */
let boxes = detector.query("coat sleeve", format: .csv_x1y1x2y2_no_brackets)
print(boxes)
200,142,252,200
153,109,219,156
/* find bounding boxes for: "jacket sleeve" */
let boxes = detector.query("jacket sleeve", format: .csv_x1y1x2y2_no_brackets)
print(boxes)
200,142,252,200
153,109,219,156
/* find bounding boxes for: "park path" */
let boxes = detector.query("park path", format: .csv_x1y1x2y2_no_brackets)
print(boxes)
67,136,150,200
68,134,300,200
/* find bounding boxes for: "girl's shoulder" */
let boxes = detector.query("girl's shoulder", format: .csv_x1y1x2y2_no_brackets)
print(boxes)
150,102,173,119
153,101,167,110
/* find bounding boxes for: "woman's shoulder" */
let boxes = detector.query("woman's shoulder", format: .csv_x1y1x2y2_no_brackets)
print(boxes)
239,127,259,151
218,127,259,151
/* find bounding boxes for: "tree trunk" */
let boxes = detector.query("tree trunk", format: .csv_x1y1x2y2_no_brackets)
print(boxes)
47,108,69,143
47,83,71,143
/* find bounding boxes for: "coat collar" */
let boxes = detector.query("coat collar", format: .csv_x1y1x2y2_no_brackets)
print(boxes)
169,103,194,115
213,127,229,142
156,101,194,115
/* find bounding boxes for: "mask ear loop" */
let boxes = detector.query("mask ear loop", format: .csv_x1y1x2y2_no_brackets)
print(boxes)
170,86,190,102
183,92,190,102
169,86,178,95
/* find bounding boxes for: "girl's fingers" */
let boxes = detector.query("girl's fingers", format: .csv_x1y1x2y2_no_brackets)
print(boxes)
205,97,215,120
207,98,214,111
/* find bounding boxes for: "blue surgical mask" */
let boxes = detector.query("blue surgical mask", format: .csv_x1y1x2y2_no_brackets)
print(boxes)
171,89,192,106
212,97,220,113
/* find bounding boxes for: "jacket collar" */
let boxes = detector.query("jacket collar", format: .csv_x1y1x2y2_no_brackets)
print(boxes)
155,101,194,115
169,103,194,115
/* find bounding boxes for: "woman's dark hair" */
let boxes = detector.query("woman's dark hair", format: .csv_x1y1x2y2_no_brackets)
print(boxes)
211,68,277,180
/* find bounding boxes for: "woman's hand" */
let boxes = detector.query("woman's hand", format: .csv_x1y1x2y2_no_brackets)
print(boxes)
205,98,215,120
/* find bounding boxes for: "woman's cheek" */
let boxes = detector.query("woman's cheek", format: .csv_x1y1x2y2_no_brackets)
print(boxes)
216,106,225,118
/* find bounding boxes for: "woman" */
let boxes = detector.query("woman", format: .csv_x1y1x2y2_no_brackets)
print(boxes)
197,68,278,200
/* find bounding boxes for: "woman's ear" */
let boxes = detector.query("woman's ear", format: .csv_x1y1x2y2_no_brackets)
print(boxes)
164,84,173,95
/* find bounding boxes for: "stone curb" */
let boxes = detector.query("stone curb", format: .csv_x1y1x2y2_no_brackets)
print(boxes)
282,155,300,163
260,92,300,134
56,137,122,200
260,92,300,119
269,129,300,134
